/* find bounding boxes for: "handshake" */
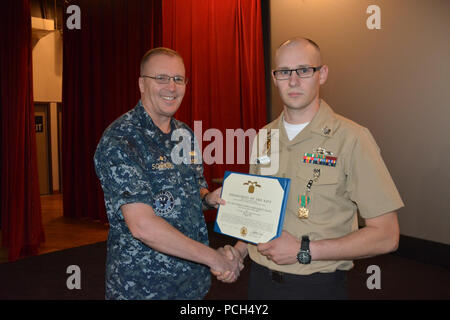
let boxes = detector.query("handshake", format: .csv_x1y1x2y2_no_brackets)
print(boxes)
210,244,246,283
207,230,302,283
203,188,299,283
203,189,246,283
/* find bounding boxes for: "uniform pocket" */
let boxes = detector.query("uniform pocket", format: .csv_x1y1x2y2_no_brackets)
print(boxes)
294,163,341,223
296,164,339,185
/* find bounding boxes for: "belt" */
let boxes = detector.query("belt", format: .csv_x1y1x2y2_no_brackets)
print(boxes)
253,261,347,284
269,268,347,284
271,270,285,283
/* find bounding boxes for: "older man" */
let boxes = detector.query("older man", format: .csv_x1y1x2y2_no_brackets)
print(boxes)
94,47,241,300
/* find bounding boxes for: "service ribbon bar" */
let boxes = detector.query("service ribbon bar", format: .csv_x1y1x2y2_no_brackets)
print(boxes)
303,153,337,167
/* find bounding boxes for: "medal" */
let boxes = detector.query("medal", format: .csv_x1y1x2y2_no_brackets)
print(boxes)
298,194,310,219
297,169,320,220
298,207,309,219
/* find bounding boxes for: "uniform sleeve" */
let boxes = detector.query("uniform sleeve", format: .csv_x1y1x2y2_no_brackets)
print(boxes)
347,127,404,219
94,138,155,219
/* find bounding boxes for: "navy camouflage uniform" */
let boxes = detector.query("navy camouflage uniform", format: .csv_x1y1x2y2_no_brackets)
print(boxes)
94,100,211,300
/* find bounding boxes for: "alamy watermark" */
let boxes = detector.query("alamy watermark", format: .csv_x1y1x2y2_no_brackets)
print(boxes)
366,265,381,290
65,4,382,31
66,265,81,290
170,121,279,175
366,5,381,30
66,5,81,30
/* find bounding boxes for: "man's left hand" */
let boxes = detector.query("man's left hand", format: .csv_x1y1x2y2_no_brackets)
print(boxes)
205,187,225,209
257,230,301,265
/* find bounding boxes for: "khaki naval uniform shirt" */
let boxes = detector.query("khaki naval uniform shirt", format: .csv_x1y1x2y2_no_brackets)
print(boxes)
248,100,404,275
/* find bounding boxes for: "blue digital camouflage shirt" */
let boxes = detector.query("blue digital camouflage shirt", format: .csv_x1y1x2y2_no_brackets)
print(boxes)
94,100,211,300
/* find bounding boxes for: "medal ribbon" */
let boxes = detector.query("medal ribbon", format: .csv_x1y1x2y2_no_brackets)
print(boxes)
298,194,310,207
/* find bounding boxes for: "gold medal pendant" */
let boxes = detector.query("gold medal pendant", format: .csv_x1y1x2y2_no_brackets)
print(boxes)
298,194,310,219
298,207,309,219
297,169,320,220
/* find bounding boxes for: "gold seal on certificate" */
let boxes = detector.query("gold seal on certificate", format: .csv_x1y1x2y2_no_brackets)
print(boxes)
214,171,291,244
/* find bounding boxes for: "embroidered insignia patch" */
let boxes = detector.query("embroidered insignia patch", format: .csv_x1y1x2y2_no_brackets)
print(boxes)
153,191,175,215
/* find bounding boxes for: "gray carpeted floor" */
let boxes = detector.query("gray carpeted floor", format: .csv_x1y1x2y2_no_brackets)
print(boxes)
1,223,449,300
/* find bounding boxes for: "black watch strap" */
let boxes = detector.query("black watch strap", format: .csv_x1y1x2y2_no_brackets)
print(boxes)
297,235,311,264
301,235,310,251
202,192,215,210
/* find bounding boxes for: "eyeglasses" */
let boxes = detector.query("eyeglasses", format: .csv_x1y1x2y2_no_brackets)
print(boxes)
273,66,322,80
141,74,188,85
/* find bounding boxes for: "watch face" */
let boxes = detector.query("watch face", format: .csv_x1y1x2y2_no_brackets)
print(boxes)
298,251,311,264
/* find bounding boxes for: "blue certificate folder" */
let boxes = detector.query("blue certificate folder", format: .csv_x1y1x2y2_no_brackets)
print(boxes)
213,171,291,244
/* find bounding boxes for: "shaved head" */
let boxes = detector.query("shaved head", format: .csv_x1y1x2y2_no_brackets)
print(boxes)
275,37,322,67
278,37,320,51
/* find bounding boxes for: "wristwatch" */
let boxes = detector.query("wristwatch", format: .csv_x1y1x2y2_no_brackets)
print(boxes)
201,192,215,210
297,235,311,264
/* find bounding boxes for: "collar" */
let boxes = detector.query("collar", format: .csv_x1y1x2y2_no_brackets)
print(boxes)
274,99,340,145
135,100,178,134
308,99,340,138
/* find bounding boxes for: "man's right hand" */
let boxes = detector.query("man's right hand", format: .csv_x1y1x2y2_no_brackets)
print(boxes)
210,244,247,283
210,246,243,283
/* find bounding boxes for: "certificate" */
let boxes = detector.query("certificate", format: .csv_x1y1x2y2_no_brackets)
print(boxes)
214,171,291,244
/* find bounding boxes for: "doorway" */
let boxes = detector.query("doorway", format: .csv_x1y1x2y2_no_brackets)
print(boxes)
35,103,52,195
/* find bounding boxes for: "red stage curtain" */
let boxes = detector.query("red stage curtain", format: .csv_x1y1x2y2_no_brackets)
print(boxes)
0,0,45,261
62,0,162,221
162,0,267,220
